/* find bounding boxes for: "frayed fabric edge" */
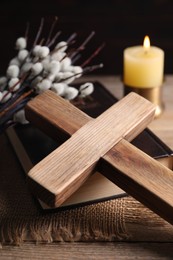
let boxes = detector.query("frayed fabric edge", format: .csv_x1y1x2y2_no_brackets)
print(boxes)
0,216,129,245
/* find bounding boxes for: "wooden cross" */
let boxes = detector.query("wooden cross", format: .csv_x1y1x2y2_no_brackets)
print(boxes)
25,90,173,225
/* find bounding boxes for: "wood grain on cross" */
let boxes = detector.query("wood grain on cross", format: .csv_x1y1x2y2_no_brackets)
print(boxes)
25,90,173,225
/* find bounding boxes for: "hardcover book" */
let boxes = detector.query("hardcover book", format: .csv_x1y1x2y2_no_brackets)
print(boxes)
6,81,173,211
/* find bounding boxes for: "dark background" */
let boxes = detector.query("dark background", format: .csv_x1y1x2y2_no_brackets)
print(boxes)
0,0,173,76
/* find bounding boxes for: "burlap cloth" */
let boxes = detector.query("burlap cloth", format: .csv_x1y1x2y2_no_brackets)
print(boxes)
1,133,173,245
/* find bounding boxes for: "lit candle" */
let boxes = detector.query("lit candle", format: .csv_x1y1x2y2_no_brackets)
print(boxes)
123,36,164,117
123,36,164,88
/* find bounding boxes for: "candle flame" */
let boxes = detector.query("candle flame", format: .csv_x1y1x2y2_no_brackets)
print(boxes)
143,35,150,52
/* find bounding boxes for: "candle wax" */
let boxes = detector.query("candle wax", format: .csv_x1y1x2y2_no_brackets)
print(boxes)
124,46,164,88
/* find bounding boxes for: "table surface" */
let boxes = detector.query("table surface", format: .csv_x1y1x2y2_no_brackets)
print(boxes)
1,75,173,259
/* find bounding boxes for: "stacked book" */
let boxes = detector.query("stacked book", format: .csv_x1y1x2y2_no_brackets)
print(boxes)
5,82,173,242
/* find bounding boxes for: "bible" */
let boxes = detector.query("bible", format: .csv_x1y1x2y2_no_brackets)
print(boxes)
6,81,173,211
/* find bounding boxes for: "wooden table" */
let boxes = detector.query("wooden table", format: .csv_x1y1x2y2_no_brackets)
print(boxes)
1,75,173,259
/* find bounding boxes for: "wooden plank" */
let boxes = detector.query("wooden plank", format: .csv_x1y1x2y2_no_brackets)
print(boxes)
1,242,173,259
26,91,155,207
26,90,154,143
25,90,92,141
99,139,173,225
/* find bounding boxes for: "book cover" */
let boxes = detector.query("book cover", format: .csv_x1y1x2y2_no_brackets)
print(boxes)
6,81,173,211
